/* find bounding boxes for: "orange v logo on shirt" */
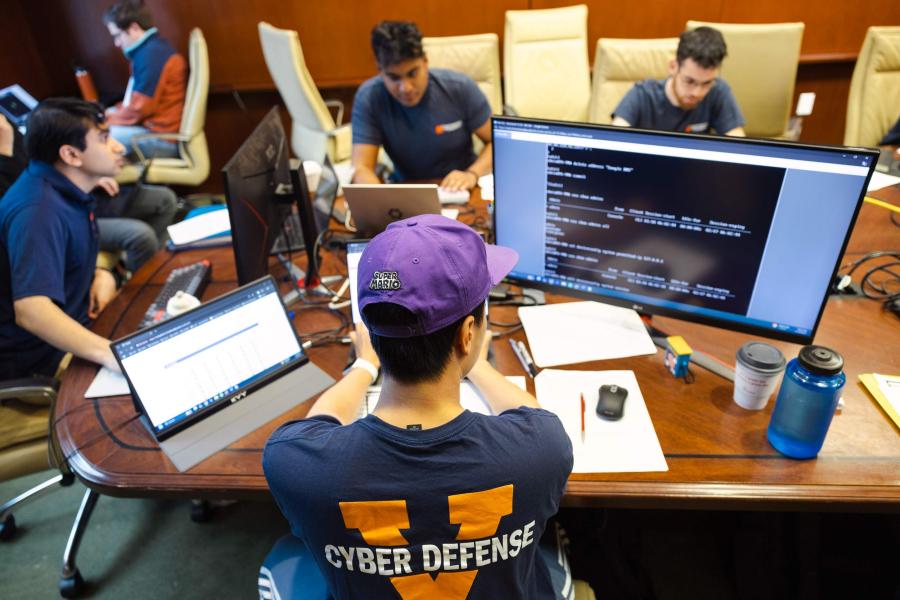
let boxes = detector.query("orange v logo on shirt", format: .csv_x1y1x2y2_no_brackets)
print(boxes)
339,484,514,599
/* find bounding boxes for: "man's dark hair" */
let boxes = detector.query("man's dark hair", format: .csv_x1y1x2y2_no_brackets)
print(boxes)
365,301,485,384
103,0,154,31
676,26,728,69
371,21,425,69
25,98,105,165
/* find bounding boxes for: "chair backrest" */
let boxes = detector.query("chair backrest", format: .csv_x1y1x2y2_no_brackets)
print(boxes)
180,28,209,179
258,22,337,163
686,21,804,138
588,37,678,124
503,4,591,121
423,33,502,115
844,26,900,147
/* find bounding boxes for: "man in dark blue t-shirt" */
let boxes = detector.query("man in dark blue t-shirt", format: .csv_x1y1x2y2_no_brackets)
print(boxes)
351,21,493,191
261,215,574,599
0,98,124,379
612,27,746,137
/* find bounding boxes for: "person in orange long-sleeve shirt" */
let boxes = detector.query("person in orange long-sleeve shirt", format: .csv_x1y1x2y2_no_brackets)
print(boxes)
103,0,186,159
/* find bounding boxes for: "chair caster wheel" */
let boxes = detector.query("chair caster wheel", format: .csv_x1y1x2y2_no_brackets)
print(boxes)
190,500,212,523
59,569,85,598
0,514,16,541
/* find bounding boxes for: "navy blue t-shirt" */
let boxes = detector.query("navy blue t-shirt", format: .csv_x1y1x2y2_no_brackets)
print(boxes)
264,406,573,599
612,78,745,135
0,161,99,378
352,68,492,181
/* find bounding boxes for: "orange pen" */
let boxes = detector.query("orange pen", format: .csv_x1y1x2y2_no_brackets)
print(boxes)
580,392,586,442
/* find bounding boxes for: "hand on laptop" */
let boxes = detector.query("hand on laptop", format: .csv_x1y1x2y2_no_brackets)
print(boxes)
440,169,478,192
0,115,13,157
350,322,380,369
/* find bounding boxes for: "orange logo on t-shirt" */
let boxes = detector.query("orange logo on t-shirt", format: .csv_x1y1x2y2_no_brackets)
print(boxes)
435,124,446,135
332,484,522,599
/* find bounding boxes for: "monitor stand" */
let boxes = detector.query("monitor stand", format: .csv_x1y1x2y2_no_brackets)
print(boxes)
277,255,343,307
643,319,735,382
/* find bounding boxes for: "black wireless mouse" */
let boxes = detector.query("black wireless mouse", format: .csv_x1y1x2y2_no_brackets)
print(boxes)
597,384,627,420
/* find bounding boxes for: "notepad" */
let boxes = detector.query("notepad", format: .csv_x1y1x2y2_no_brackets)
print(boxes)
166,208,231,246
518,301,656,368
535,369,668,473
859,373,900,431
84,366,130,398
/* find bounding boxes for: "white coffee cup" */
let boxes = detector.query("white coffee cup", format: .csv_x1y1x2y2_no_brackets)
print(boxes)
734,341,786,410
303,160,322,194
166,291,201,317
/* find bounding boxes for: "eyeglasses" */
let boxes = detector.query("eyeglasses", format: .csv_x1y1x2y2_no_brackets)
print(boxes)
675,71,716,92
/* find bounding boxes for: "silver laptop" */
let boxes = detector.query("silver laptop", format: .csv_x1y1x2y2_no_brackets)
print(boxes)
343,184,459,236
111,276,334,472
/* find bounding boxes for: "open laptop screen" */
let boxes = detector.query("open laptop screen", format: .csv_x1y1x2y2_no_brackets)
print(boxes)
347,241,368,324
112,276,305,439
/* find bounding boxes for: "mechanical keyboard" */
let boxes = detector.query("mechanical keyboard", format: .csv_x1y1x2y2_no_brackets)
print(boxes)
138,260,212,329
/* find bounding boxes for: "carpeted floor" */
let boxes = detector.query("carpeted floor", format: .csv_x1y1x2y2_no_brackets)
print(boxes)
0,469,287,598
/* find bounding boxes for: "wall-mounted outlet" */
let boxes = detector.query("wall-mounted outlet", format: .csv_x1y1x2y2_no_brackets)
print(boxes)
796,92,816,117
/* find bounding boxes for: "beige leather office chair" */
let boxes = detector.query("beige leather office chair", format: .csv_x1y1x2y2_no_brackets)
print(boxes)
0,376,71,541
588,37,678,124
844,26,900,147
259,22,351,165
423,33,503,115
686,21,804,139
118,28,210,186
503,4,591,122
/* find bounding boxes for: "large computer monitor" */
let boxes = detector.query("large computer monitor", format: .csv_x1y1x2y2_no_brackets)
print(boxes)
492,116,878,344
223,107,323,288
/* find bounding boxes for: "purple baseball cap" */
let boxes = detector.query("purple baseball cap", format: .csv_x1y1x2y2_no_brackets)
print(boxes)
357,214,519,337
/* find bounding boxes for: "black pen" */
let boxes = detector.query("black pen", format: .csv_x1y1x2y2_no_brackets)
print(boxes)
508,338,533,378
516,340,539,377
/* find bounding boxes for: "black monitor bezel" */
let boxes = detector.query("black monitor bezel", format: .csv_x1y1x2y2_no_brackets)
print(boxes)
491,115,878,344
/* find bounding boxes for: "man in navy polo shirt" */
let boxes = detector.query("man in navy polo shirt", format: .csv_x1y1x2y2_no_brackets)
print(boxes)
0,98,124,379
351,21,493,191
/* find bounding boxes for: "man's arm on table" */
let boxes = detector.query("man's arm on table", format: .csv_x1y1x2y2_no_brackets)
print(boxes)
440,118,493,191
14,294,118,370
466,333,540,413
305,323,381,425
351,143,382,184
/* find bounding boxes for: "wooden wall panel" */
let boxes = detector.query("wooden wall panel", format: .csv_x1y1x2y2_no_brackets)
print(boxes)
719,0,900,56
533,0,723,43
0,1,52,99
11,0,898,191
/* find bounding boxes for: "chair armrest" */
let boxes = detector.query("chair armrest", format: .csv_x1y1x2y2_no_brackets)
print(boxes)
0,376,58,407
324,99,345,126
130,132,193,164
329,124,353,163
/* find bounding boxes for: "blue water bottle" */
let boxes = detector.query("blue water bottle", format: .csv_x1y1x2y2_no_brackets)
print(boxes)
766,345,845,459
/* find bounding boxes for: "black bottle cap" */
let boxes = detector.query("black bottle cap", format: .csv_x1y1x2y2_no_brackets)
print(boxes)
797,345,844,376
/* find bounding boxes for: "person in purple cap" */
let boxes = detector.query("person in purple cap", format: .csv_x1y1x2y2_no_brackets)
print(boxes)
261,214,575,599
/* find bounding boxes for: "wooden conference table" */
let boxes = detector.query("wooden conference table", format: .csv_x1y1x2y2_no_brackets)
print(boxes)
55,186,900,512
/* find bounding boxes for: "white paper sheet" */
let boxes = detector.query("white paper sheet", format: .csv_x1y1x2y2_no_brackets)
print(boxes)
535,369,668,473
362,377,526,418
440,208,460,220
478,173,494,201
166,209,231,246
518,301,656,367
867,171,900,192
84,366,130,398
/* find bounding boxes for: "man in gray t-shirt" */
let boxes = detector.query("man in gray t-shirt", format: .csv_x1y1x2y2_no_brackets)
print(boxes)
351,21,492,190
612,27,745,137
